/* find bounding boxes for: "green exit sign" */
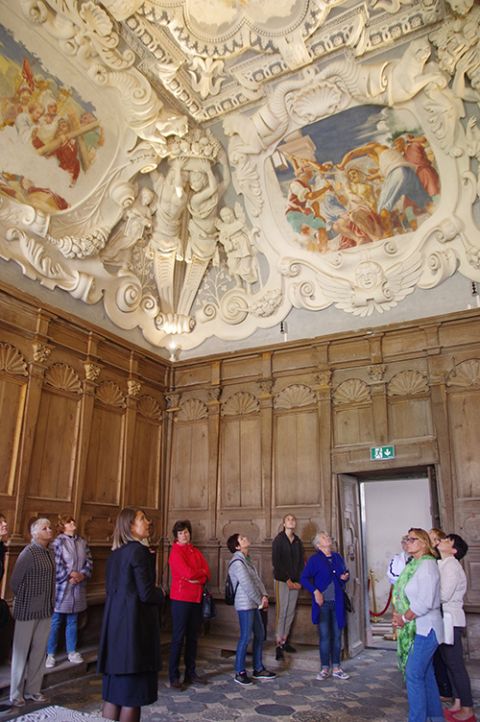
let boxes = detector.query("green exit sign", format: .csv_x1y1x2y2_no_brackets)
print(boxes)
370,445,395,460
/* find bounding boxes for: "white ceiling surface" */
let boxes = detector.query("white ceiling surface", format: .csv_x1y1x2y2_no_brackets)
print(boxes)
0,0,479,360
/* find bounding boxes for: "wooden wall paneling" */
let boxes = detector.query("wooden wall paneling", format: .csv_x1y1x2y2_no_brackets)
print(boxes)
207,387,221,541
315,369,333,530
273,389,320,508
170,397,209,512
72,361,101,521
219,391,262,511
10,346,51,541
258,376,273,539
27,383,81,501
446,360,480,500
127,399,163,509
386,367,432,441
369,366,388,445
83,382,127,506
427,355,455,528
332,377,374,447
0,347,28,497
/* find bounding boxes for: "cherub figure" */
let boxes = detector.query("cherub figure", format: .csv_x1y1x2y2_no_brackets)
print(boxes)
103,186,156,268
216,203,258,292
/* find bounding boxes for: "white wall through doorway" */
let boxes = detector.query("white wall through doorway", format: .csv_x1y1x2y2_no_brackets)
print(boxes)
361,476,432,613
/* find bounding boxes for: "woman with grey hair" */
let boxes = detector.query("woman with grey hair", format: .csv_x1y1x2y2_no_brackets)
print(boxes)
9,517,55,707
300,531,350,681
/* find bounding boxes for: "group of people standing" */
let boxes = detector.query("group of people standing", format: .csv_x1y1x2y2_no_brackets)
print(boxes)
391,527,475,722
0,515,92,708
1,510,474,722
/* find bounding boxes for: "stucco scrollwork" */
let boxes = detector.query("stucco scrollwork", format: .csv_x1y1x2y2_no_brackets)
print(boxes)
0,343,29,376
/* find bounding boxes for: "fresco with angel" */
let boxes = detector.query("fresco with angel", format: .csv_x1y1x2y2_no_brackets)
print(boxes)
0,25,104,213
274,105,441,254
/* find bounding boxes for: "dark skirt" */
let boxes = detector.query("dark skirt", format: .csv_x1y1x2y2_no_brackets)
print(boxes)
102,671,158,707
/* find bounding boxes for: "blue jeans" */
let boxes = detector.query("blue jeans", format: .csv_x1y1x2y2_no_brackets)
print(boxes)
235,609,264,674
47,612,78,654
405,630,444,722
317,600,341,668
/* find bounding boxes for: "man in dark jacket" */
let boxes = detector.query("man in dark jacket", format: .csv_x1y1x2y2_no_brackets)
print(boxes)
272,514,304,660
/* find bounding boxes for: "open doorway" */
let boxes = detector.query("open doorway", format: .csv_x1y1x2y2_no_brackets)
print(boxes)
360,468,438,649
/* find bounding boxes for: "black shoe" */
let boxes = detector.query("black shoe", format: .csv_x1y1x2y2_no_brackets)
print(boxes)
169,679,185,691
234,672,253,686
184,673,208,685
253,668,276,679
283,642,297,653
275,645,284,661
0,704,12,712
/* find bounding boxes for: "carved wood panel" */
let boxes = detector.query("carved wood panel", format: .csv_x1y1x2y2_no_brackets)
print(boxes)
273,410,320,507
0,375,26,495
447,390,480,499
220,416,262,508
83,405,124,505
28,388,80,500
127,416,162,509
170,420,209,510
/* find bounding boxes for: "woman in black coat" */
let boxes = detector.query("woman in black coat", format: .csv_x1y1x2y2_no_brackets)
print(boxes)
98,508,164,722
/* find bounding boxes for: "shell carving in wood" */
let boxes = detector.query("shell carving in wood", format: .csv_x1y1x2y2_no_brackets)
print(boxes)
274,384,316,409
222,391,260,416
176,398,208,421
388,370,429,397
137,395,163,420
96,381,126,407
447,359,480,388
45,363,82,393
0,343,28,376
333,378,371,406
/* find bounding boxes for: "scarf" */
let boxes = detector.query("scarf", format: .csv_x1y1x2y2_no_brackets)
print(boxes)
392,554,435,674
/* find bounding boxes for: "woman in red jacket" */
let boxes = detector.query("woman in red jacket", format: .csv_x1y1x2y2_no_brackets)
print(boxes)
168,520,210,689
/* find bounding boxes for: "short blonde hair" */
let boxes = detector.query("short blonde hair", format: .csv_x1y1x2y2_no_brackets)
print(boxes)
409,528,437,557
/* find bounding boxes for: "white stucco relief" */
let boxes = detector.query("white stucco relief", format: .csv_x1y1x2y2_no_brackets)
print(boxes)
0,0,480,351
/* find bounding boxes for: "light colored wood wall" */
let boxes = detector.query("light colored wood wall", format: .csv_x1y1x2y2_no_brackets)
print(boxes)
0,282,479,655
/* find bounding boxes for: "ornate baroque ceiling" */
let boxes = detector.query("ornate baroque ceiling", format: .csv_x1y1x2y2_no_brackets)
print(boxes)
0,0,480,355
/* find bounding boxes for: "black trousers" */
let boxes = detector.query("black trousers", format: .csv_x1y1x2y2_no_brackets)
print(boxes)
168,600,202,682
439,627,474,707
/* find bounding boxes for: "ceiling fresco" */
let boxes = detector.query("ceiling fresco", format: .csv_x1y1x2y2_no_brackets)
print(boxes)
0,0,480,354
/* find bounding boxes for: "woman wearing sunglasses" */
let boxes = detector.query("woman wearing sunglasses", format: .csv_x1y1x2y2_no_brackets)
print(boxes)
392,528,444,722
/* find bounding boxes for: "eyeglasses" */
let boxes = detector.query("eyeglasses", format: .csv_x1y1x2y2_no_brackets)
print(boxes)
405,536,420,542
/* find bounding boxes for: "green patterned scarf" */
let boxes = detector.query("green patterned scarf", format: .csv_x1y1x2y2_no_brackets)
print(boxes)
392,555,435,674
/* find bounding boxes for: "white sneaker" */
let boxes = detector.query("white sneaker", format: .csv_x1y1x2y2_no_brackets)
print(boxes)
45,655,55,668
68,651,84,664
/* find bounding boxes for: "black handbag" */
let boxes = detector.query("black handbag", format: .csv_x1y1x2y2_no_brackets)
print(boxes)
201,587,216,620
343,589,354,614
0,598,11,629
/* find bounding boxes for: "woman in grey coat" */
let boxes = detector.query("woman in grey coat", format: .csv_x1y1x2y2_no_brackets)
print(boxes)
226,534,276,686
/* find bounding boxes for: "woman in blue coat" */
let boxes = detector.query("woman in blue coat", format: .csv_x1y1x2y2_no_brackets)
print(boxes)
98,508,164,722
301,531,350,681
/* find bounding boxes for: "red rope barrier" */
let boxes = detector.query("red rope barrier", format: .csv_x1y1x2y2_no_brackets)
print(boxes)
369,585,393,617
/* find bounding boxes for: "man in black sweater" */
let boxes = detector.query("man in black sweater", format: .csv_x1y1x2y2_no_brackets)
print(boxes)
272,514,305,660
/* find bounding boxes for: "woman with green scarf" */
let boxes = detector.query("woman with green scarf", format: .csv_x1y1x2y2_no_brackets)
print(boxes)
392,527,444,722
